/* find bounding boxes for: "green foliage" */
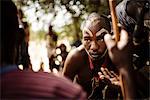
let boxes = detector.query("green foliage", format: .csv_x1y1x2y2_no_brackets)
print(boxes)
30,30,45,41
13,0,122,43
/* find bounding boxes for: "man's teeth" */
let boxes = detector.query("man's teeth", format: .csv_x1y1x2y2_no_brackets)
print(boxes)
91,55,99,58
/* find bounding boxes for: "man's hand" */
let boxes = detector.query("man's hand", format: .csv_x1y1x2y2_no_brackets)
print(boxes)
98,67,120,87
104,30,137,99
104,29,131,69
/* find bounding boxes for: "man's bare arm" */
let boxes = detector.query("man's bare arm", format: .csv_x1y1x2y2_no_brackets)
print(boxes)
62,49,80,81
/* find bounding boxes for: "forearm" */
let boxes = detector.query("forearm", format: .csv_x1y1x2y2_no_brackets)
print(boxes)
119,66,137,99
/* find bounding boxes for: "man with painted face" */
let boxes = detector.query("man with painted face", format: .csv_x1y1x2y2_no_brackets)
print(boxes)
63,13,121,99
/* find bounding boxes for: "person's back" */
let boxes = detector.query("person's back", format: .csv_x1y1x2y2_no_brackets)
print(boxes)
1,0,86,99
1,68,86,99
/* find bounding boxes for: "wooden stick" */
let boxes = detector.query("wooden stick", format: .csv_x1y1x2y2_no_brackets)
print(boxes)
109,0,119,42
108,0,126,99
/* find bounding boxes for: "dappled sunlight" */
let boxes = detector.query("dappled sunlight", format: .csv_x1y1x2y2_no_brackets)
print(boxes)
18,64,24,70
28,40,50,72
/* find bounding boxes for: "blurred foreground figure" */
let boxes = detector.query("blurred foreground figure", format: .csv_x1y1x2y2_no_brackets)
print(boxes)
116,0,149,69
104,29,137,99
116,0,149,98
0,0,86,99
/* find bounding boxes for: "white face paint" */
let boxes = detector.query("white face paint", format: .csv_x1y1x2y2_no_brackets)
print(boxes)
83,27,93,37
83,28,109,38
82,27,109,60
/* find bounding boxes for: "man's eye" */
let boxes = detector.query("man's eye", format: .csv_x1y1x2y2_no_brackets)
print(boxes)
96,32,106,42
84,38,91,42
96,35,104,42
97,38,104,42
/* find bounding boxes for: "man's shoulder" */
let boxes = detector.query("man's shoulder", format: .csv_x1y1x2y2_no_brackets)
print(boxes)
68,45,87,59
63,45,88,70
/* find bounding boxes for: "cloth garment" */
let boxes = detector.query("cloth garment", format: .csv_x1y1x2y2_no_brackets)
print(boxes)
1,65,86,100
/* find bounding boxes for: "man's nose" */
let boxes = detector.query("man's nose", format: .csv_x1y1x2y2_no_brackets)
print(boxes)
91,41,98,52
